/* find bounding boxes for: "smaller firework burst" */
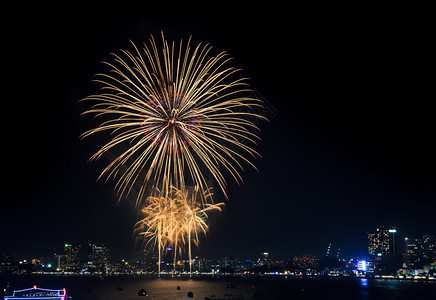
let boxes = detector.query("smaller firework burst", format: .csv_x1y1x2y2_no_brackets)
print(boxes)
134,186,223,276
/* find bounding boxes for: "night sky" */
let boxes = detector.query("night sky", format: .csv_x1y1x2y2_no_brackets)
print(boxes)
2,9,435,261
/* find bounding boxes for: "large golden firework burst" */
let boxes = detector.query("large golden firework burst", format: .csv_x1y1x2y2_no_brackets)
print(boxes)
81,32,265,202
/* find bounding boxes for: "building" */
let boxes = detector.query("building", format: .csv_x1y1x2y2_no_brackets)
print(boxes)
53,252,63,271
345,257,371,274
237,259,253,271
368,226,397,256
0,253,18,274
422,235,436,267
87,243,110,271
404,234,436,271
162,247,176,272
219,257,237,271
292,254,317,271
140,245,157,272
63,244,80,271
367,227,403,275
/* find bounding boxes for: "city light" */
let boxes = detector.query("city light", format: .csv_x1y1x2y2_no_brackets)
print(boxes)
389,229,397,233
1,227,434,280
357,260,367,271
4,287,67,300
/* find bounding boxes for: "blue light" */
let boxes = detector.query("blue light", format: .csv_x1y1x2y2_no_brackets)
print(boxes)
4,287,67,300
357,260,367,271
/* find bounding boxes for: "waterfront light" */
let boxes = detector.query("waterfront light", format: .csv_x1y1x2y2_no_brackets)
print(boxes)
357,260,367,271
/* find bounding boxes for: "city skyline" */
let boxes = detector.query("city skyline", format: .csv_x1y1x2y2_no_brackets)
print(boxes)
1,226,433,263
2,13,435,262
1,227,434,279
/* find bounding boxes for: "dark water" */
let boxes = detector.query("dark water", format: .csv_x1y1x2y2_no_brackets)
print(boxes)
1,275,436,299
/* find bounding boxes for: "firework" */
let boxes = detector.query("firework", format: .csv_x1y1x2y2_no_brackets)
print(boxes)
81,32,265,202
134,186,223,275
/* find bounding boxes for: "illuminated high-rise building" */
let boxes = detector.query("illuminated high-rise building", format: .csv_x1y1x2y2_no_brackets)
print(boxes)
87,243,110,270
367,226,397,256
64,243,80,270
404,234,436,270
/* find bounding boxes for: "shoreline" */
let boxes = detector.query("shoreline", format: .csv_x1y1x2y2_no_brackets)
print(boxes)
1,273,435,282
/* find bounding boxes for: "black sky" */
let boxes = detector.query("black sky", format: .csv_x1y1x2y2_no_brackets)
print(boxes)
2,8,435,261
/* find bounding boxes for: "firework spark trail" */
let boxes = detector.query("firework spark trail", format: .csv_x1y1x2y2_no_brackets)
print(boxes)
134,186,223,275
81,32,265,203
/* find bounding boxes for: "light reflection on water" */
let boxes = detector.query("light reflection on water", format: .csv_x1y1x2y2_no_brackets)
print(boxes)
22,278,256,300
359,278,369,300
2,276,436,300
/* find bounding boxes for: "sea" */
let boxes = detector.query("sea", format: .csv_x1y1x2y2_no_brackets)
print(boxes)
1,275,436,299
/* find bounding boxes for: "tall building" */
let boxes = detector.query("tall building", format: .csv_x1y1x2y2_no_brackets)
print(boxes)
53,253,63,271
140,245,157,272
368,226,397,256
422,235,436,266
367,226,402,275
64,244,80,271
404,234,436,270
87,243,110,270
162,247,174,272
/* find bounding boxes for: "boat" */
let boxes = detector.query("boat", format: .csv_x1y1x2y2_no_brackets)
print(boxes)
4,286,69,300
